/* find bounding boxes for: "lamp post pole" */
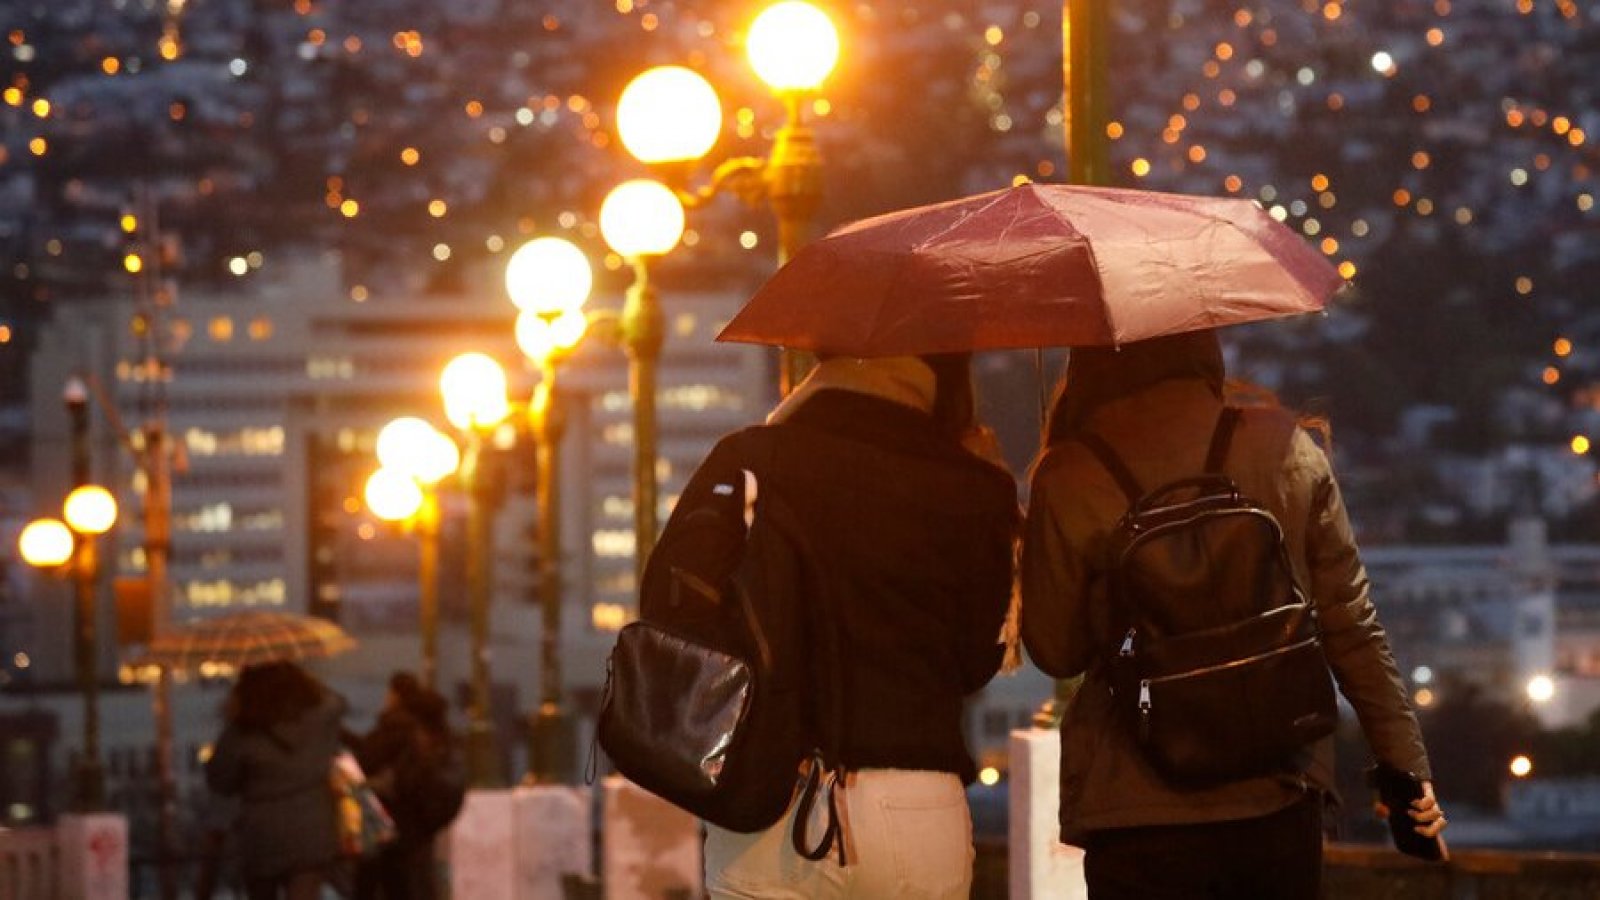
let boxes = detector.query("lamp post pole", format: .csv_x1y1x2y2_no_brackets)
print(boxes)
64,379,105,812
1065,0,1111,187
621,257,664,578
767,94,825,395
1034,0,1113,730
460,429,502,787
417,490,441,692
527,361,572,781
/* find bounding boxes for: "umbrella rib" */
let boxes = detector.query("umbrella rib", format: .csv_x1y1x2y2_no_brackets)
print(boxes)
907,187,1019,252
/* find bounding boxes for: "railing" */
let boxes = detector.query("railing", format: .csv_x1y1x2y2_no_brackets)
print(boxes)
0,827,60,900
971,839,1600,899
1323,843,1600,899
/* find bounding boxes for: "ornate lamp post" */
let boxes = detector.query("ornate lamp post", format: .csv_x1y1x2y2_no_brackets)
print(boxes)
596,179,686,579
505,236,594,783
366,417,460,691
19,483,118,811
616,0,840,395
439,352,512,787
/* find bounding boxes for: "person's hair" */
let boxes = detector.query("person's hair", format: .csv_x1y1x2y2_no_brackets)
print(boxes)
389,669,448,735
921,352,977,440
1043,330,1226,445
1037,331,1333,460
226,661,324,732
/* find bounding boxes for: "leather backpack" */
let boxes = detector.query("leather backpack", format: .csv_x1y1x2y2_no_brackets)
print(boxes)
1078,408,1338,785
597,427,848,861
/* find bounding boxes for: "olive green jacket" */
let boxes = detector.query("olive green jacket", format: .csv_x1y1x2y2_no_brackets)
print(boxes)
1020,379,1430,843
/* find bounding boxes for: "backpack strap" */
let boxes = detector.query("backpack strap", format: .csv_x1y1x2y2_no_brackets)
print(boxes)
1075,432,1144,504
1204,407,1242,473
741,427,851,866
1078,406,1242,501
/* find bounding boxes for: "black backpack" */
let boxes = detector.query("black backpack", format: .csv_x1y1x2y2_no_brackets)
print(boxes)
393,733,467,837
1078,408,1337,785
597,427,847,860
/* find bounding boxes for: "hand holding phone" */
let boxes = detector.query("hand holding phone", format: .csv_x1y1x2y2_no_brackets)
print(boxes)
1367,763,1448,861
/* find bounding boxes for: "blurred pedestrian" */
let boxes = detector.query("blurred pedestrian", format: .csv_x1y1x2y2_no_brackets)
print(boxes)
352,671,463,900
205,660,347,900
647,354,1019,899
1020,330,1446,898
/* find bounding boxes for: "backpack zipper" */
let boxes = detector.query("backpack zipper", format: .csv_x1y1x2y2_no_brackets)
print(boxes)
1119,628,1137,657
1143,636,1321,686
1138,680,1152,741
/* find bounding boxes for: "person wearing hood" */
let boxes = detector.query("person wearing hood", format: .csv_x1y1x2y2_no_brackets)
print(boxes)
645,354,1018,899
1020,330,1446,898
206,660,347,900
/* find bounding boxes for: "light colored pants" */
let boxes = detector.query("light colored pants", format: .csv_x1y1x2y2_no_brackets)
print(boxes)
705,769,974,899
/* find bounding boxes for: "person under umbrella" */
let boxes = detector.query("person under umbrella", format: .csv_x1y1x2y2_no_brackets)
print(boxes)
206,660,348,900
1019,330,1446,898
640,353,1018,898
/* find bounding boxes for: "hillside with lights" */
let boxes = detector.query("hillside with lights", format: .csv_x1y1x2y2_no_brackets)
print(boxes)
1,0,1597,539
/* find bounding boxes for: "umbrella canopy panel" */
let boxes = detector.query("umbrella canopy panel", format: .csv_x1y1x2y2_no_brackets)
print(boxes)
718,182,1344,356
137,610,357,672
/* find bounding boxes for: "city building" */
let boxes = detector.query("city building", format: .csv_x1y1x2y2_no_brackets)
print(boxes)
3,251,774,827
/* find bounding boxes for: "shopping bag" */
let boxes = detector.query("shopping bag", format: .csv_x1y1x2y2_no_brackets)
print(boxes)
330,750,397,858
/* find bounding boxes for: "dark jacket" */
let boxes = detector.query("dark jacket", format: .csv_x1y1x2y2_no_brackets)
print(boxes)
206,691,346,879
1021,378,1430,842
643,389,1018,783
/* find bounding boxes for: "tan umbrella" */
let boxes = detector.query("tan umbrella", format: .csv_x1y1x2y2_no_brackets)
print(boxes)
138,610,356,672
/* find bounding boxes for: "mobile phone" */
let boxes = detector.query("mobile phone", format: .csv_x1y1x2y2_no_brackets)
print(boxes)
1366,763,1444,861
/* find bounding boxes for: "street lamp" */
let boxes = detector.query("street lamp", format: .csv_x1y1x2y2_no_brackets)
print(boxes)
19,484,118,811
506,236,595,783
367,417,460,691
616,0,840,395
598,179,685,581
439,352,512,787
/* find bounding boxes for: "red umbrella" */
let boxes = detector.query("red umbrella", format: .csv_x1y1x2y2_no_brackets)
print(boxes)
717,182,1345,355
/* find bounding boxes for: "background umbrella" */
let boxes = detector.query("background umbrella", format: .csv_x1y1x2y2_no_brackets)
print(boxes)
137,609,357,673
718,182,1345,356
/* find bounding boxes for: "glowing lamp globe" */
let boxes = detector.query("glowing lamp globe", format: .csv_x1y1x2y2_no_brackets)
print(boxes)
365,468,425,523
617,66,723,164
748,2,840,92
63,485,118,535
19,518,74,568
600,180,685,258
516,310,588,363
377,417,459,485
440,353,511,432
505,237,593,316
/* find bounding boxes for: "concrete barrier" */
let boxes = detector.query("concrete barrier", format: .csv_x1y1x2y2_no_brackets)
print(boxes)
600,777,700,900
1008,729,1087,900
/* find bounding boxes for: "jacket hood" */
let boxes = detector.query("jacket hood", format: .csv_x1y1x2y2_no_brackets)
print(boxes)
767,356,936,425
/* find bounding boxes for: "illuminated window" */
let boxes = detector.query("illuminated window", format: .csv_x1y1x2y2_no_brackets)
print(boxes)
248,317,274,341
592,529,636,559
591,603,634,632
208,317,234,342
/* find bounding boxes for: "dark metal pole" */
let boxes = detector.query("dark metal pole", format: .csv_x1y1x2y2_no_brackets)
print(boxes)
526,363,572,782
1065,0,1112,187
417,491,441,692
461,431,503,787
1037,0,1113,727
768,93,824,396
64,378,105,811
622,257,664,580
